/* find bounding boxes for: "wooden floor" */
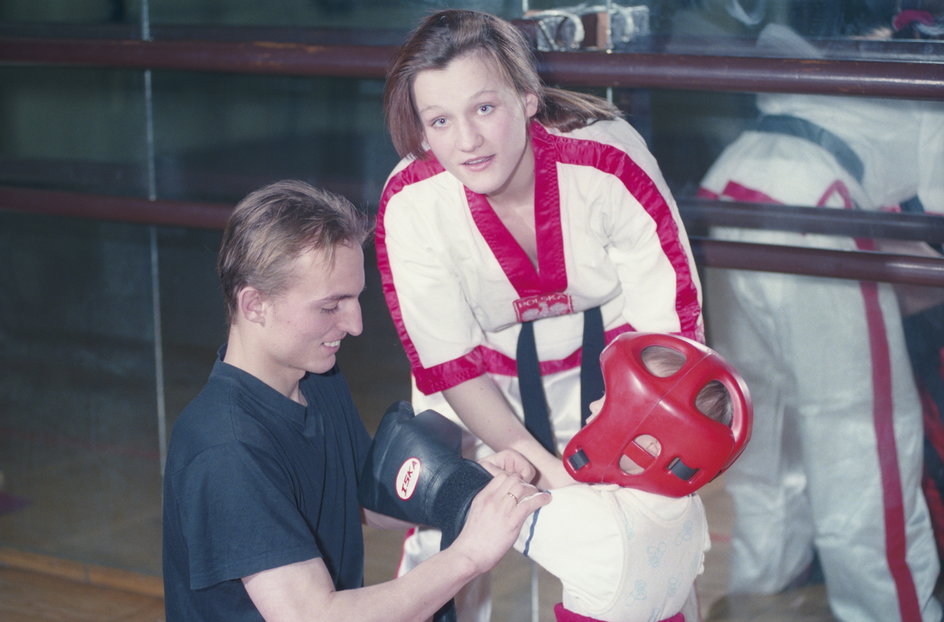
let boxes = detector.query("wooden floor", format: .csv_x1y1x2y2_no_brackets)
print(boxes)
0,477,837,622
0,549,834,622
0,566,164,622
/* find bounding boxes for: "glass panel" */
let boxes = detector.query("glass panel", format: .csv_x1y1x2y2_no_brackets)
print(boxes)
520,1,944,60
150,72,396,207
147,0,525,30
653,0,944,61
0,211,161,574
0,66,148,197
0,1,136,25
3,0,942,61
155,226,225,432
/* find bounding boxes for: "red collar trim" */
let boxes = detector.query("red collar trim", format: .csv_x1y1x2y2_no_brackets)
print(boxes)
466,121,567,298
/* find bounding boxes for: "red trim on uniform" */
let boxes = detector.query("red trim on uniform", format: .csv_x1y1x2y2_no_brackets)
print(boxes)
859,284,922,622
480,324,635,377
894,9,936,32
467,122,699,334
395,526,417,576
412,349,491,395
717,180,778,205
554,602,684,622
826,178,923,622
413,324,636,393
464,124,567,297
704,178,925,619
532,123,572,295
466,189,541,297
541,122,701,340
376,157,451,388
378,121,703,395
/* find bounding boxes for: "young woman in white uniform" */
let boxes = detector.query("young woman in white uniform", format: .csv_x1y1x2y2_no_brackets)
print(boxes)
376,10,703,621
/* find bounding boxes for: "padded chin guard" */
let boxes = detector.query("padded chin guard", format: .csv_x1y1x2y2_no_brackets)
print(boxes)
358,401,492,548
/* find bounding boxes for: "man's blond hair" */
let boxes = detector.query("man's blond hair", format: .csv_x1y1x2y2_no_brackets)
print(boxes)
217,180,372,325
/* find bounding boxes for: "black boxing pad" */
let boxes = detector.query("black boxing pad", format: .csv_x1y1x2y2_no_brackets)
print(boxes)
358,402,495,622
358,401,492,547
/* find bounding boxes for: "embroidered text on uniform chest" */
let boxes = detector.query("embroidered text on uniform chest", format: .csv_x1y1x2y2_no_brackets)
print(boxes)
514,292,574,322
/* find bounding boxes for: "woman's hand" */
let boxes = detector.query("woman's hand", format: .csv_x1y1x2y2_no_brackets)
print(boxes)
478,449,537,482
531,450,577,490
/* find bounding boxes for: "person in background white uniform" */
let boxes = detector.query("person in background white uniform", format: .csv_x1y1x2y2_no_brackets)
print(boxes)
888,0,944,569
698,21,944,622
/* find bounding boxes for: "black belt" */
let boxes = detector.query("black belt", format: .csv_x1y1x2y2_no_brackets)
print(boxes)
434,307,606,622
755,114,864,184
755,114,934,252
517,306,605,454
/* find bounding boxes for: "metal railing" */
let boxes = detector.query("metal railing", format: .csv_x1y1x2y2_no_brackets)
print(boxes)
1,34,942,99
2,26,943,285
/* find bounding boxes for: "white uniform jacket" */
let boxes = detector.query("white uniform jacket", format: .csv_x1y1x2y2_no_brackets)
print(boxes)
377,119,703,448
515,484,709,622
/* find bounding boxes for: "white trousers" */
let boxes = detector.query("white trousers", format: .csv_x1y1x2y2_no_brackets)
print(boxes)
706,255,941,621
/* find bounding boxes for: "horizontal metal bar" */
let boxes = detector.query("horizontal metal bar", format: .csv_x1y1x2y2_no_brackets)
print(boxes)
536,50,944,99
2,185,943,286
677,199,944,243
691,237,944,286
0,185,232,229
1,36,942,99
0,38,394,79
3,183,936,241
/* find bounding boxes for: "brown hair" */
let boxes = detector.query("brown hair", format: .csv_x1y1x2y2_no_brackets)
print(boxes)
384,9,620,160
217,180,372,325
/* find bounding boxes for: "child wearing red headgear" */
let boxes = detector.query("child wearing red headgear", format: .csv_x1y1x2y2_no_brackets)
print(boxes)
513,331,752,622
360,331,751,622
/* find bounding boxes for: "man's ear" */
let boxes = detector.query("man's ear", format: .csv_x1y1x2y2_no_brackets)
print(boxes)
237,286,268,326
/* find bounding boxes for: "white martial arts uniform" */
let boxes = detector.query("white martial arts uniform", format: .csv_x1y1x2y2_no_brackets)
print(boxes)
515,484,708,622
378,119,702,449
377,118,703,621
699,24,943,622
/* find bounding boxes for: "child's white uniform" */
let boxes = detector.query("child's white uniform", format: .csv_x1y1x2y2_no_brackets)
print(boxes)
515,484,709,622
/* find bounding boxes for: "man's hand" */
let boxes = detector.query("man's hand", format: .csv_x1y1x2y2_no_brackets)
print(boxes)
449,472,551,574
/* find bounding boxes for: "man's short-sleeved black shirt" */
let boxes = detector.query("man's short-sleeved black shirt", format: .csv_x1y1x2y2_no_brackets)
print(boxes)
162,353,371,621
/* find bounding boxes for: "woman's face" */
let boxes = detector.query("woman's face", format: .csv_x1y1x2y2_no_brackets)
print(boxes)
412,51,538,201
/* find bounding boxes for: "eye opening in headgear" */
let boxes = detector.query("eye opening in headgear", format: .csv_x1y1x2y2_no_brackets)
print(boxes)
640,344,686,377
696,380,733,427
639,344,733,427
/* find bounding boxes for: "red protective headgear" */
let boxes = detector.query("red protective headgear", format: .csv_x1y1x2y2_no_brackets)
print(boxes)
562,332,752,497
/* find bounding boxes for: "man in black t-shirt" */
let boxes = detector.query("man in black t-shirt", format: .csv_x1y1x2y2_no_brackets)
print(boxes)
162,180,549,622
